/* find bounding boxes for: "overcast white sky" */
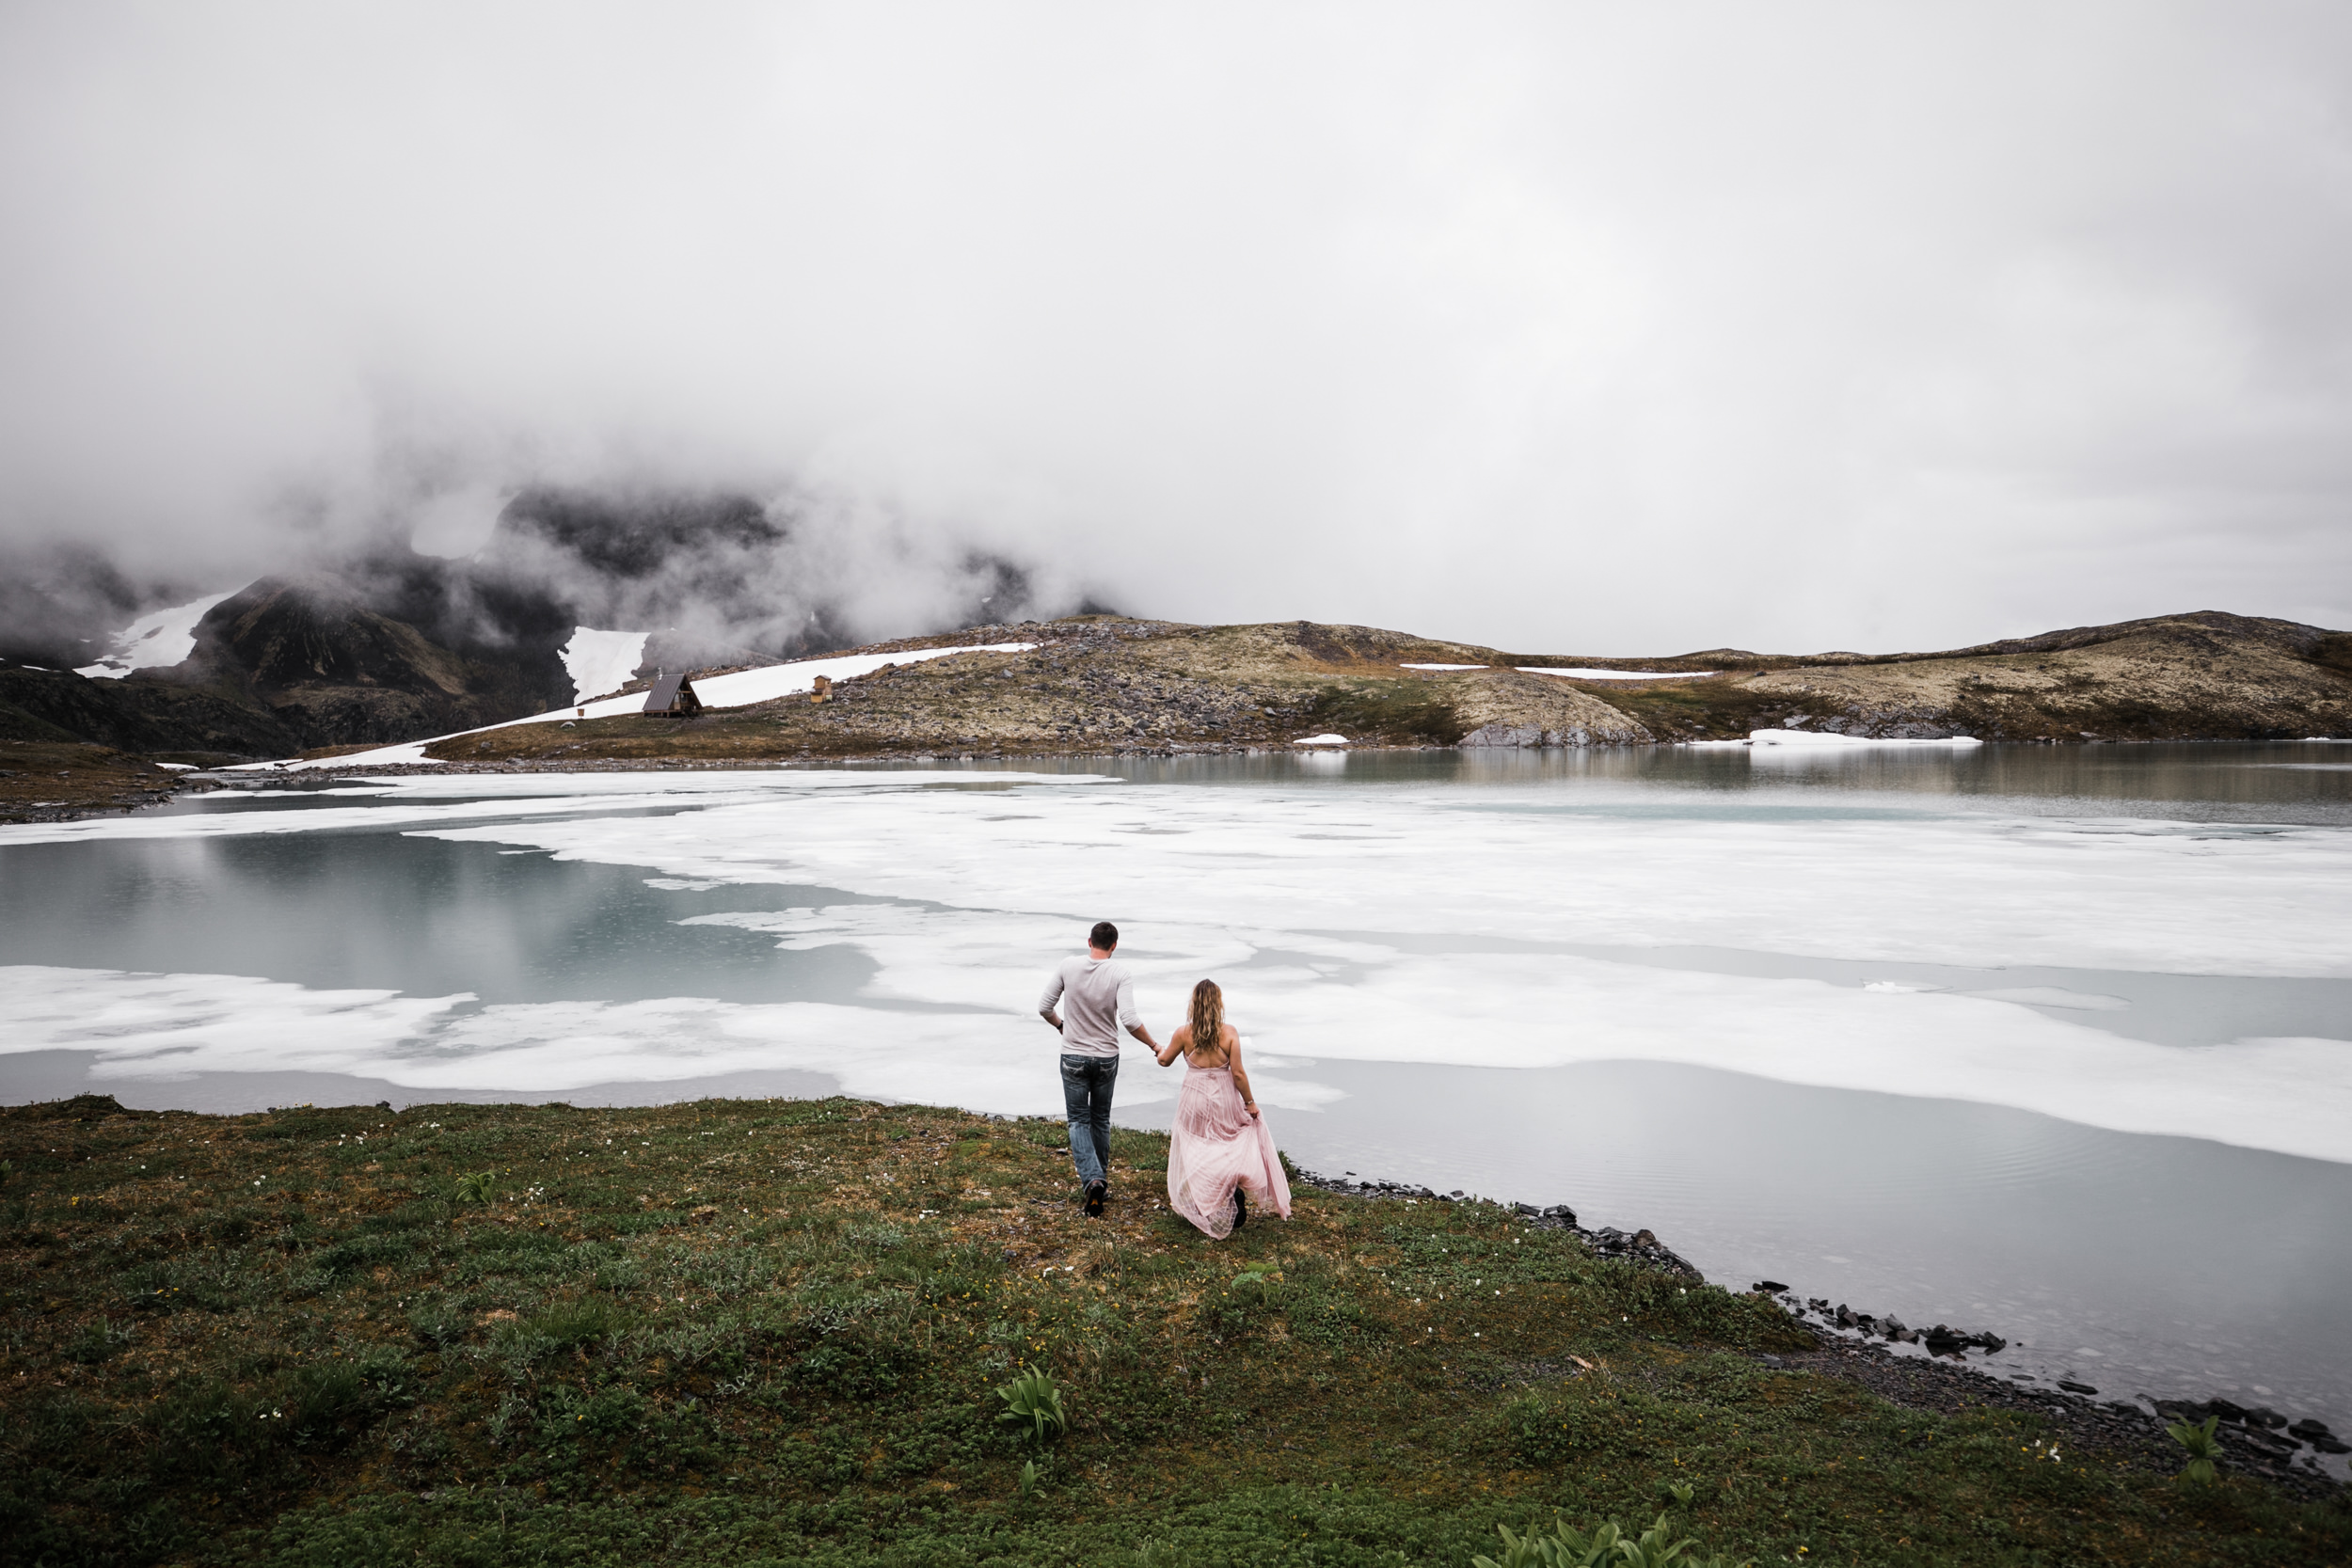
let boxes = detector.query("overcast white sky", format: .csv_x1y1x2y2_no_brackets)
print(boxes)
3,2,2348,653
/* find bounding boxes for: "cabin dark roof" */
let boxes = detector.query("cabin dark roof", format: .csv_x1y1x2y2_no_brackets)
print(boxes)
643,672,699,714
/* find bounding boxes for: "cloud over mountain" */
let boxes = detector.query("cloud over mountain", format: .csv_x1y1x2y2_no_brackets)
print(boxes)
2,3,2348,653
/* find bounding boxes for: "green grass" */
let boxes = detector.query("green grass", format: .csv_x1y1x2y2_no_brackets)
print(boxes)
1,1093,2343,1566
1308,680,1469,744
1574,679,1799,742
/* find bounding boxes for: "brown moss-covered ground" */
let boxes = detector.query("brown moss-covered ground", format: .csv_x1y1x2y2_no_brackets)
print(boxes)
3,1093,2343,1566
0,741,203,824
417,610,2351,768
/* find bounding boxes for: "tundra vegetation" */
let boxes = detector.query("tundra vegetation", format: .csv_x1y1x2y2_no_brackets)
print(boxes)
428,610,2351,768
2,1094,2343,1566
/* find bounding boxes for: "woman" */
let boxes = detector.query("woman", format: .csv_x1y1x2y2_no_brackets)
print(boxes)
1156,979,1293,1239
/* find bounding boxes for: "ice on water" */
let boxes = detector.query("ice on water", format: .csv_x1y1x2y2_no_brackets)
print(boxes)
3,767,2347,1161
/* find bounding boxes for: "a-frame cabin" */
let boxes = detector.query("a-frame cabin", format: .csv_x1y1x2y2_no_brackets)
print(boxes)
642,672,704,718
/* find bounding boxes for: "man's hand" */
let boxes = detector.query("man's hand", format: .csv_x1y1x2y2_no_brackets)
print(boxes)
1126,1022,1160,1053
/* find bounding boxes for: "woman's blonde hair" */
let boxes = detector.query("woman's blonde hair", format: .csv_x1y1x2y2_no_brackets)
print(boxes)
1187,979,1225,1060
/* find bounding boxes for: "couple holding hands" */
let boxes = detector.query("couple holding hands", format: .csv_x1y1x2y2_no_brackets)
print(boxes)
1038,921,1292,1239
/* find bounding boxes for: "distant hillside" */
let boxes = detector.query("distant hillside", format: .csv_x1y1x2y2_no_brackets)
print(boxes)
1564,610,2352,743
8,594,2347,766
437,609,2352,768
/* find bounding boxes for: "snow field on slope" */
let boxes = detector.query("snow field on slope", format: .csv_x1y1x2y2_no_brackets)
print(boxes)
559,628,651,704
234,641,1039,768
74,591,239,679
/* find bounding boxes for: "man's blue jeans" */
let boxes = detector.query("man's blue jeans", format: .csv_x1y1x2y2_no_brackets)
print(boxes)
1060,1053,1119,1187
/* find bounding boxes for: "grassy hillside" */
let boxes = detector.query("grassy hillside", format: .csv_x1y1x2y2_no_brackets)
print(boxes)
2,1094,2342,1566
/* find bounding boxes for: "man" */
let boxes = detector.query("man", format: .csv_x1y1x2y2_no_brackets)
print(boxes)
1038,920,1160,1217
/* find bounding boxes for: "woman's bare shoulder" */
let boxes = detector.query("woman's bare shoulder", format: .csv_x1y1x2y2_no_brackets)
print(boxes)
1221,1023,1241,1050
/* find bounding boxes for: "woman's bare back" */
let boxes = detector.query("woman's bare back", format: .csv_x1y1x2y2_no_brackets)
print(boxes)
1175,1022,1239,1069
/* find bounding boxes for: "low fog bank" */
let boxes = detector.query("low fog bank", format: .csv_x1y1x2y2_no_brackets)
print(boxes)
3,483,1094,673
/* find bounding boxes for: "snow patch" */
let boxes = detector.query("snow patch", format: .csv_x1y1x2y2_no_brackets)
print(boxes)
1752,728,1983,748
1293,733,1350,746
1400,662,1487,671
1966,987,2133,1012
1518,667,1717,681
228,641,1038,768
74,590,239,679
559,628,651,705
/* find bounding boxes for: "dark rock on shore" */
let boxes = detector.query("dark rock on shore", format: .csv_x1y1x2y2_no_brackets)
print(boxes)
1295,1163,2344,1497
1786,1340,2341,1500
1297,1170,1698,1278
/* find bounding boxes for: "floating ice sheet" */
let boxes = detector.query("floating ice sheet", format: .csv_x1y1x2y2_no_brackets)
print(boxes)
395,780,2351,978
4,949,2343,1159
1965,986,2133,1012
1752,728,1983,748
0,768,1111,847
7,767,2348,1161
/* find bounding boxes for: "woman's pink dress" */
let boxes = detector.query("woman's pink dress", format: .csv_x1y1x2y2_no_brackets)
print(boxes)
1166,1061,1293,1239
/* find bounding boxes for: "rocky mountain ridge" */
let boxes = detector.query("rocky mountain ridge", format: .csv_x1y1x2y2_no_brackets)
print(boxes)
0,485,1049,762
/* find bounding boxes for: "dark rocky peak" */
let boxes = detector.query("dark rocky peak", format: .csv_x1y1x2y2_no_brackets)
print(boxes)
187,578,471,699
490,487,784,578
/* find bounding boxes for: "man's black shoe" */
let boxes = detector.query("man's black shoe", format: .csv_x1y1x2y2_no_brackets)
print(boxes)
1084,1180,1106,1218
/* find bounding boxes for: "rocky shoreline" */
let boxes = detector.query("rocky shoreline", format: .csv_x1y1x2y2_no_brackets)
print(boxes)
1293,1165,2347,1498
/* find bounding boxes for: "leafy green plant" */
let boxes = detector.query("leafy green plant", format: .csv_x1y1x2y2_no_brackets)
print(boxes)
995,1369,1067,1441
531,1296,621,1353
452,1169,495,1204
1665,1481,1694,1507
1018,1458,1040,1498
1472,1514,1742,1568
2168,1414,2223,1483
1472,1516,1621,1568
406,1301,469,1348
66,1320,134,1365
1617,1514,1741,1568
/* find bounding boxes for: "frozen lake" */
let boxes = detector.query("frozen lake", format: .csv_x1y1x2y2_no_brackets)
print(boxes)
4,742,2349,1450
